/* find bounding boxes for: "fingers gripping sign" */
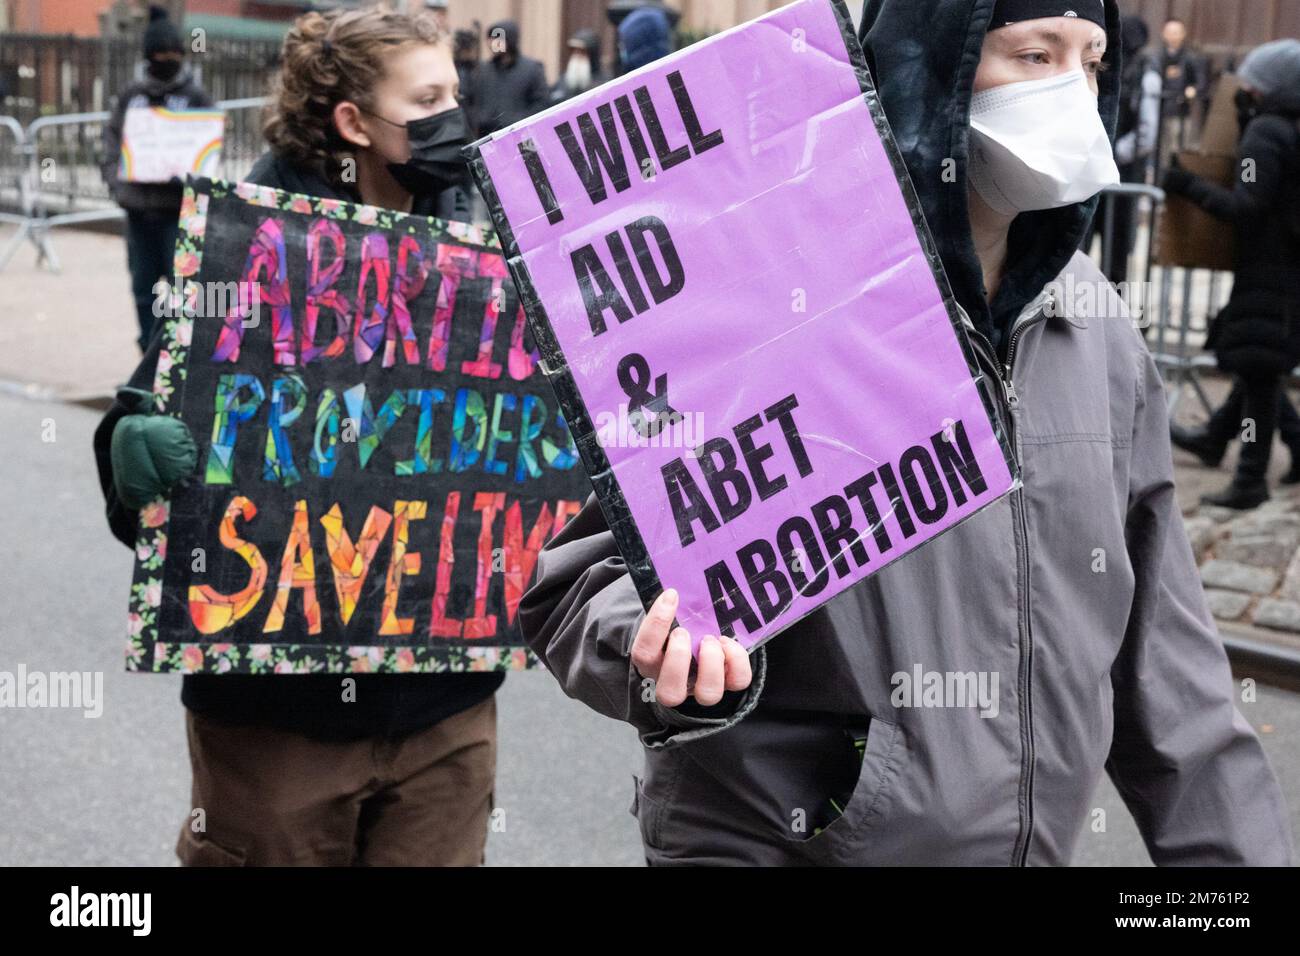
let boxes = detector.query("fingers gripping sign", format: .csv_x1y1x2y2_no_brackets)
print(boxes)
631,588,753,708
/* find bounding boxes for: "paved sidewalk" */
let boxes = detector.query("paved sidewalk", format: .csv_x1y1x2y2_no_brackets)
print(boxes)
0,224,141,404
1170,381,1300,652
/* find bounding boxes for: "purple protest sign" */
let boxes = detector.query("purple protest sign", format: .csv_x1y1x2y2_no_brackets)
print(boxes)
464,0,1018,653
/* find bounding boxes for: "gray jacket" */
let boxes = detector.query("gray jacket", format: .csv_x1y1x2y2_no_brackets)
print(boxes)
516,0,1293,865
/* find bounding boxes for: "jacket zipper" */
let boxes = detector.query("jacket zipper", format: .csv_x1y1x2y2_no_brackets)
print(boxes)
958,295,1050,867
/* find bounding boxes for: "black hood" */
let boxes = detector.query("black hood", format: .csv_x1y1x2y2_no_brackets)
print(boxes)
857,0,1121,356
489,20,521,59
1121,15,1149,59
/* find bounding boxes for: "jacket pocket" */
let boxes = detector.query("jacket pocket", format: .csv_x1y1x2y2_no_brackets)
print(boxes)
630,741,676,850
776,714,903,859
630,773,656,847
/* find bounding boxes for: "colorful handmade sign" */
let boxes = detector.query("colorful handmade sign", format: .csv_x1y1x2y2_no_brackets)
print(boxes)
119,107,224,183
127,178,588,673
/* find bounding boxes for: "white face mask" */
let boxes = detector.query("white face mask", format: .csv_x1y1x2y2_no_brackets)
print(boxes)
967,70,1120,216
565,52,592,91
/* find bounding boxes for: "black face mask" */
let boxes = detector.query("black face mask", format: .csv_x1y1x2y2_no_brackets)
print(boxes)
147,58,182,82
378,106,471,200
1235,88,1260,132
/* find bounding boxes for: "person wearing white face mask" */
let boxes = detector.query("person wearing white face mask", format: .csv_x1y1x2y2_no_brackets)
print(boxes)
967,57,1120,219
551,28,609,105
964,0,1120,310
518,0,1292,866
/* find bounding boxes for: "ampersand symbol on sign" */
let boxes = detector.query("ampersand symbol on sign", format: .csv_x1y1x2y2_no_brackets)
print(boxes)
618,352,682,438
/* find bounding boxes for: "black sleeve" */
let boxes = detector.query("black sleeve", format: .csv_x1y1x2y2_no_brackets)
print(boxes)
190,82,216,110
1193,54,1210,97
526,62,550,116
94,323,166,549
1180,117,1291,224
101,90,131,194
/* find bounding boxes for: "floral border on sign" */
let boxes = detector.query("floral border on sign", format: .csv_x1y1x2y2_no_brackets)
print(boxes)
126,177,540,675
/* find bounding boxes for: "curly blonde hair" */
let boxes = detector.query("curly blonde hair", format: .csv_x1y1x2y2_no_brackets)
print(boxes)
263,6,449,189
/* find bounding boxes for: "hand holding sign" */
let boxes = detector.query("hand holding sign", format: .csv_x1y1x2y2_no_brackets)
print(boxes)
632,588,751,707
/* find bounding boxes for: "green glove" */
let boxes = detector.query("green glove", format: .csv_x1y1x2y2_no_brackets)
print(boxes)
110,399,198,510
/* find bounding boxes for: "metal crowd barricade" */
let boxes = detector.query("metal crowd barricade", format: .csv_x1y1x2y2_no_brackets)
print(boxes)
1091,182,1163,285
0,97,267,273
207,97,269,184
1150,259,1233,423
0,113,46,270
1088,181,1233,421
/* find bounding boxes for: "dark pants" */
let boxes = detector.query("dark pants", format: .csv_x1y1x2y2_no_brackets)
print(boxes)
125,207,180,351
1204,379,1300,484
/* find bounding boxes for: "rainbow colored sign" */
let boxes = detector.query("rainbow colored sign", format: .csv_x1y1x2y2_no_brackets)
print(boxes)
126,178,590,674
119,107,225,184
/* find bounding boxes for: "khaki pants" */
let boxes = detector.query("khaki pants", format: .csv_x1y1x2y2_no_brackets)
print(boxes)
176,694,497,866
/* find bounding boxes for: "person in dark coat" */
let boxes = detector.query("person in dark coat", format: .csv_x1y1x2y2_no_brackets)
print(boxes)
101,5,213,352
94,6,498,867
465,19,549,137
1164,39,1300,509
453,24,482,130
550,28,608,104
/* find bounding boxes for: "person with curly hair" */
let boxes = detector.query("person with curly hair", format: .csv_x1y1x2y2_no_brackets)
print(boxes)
94,5,499,867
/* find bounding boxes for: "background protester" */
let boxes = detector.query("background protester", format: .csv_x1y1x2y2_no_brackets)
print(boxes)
94,6,498,867
519,0,1292,866
551,28,608,104
1164,38,1300,510
617,5,673,73
1172,385,1300,488
100,5,213,352
465,19,549,137
453,23,482,134
1157,17,1206,160
1085,14,1160,287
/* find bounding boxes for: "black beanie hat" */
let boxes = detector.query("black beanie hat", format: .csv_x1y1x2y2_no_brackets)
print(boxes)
989,0,1106,32
143,5,184,58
